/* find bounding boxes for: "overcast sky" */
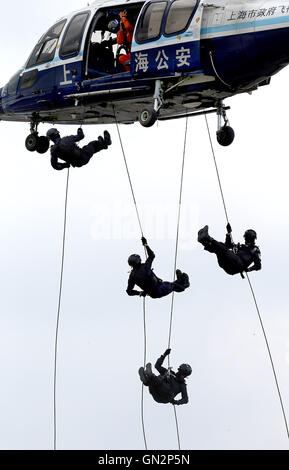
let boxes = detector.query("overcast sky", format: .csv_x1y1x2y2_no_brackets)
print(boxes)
1,0,289,450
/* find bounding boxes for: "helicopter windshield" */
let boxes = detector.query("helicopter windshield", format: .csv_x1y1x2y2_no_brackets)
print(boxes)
26,19,67,68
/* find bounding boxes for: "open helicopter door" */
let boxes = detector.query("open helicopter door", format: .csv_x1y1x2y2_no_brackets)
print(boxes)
131,0,204,76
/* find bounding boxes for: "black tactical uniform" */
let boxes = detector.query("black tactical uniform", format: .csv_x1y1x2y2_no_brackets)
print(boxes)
198,225,261,275
126,244,190,299
48,128,111,171
139,353,190,405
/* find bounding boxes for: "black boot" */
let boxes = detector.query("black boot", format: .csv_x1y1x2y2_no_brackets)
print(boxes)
145,363,153,378
176,269,183,281
198,225,211,244
180,272,190,288
98,136,107,150
139,367,149,385
104,130,112,146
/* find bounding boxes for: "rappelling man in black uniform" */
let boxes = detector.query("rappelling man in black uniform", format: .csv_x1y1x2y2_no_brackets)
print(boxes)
46,127,112,171
139,348,192,405
126,237,190,299
197,224,261,275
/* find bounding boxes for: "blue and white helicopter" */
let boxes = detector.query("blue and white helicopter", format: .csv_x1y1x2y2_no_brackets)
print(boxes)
1,0,289,153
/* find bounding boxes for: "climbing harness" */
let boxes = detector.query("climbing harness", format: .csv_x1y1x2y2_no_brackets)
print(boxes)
53,168,70,450
204,115,289,440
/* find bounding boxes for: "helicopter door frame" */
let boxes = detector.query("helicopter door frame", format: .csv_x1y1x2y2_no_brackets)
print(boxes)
82,1,146,81
131,0,204,76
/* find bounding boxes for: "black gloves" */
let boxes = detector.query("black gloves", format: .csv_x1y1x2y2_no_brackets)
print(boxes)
139,291,147,297
163,348,171,357
141,236,148,246
226,223,232,234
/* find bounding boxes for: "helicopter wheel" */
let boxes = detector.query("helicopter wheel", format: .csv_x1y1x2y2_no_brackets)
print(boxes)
25,133,39,152
216,125,235,146
139,108,158,128
36,136,50,154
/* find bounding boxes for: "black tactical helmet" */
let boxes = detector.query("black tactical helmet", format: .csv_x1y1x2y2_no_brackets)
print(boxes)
178,364,192,378
128,254,141,267
244,229,257,244
47,128,60,140
108,19,119,33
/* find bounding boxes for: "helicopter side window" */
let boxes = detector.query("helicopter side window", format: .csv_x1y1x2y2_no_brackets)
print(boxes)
165,0,197,35
136,2,167,42
7,70,22,95
60,12,90,58
20,70,39,90
26,19,67,68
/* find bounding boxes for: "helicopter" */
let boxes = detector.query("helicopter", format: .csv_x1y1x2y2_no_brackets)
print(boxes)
0,0,289,154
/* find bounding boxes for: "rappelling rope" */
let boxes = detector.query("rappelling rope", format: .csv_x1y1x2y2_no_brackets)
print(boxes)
53,167,70,450
168,116,188,353
113,107,144,237
204,115,229,224
113,108,148,450
204,115,289,440
167,115,189,451
245,272,289,439
141,297,148,450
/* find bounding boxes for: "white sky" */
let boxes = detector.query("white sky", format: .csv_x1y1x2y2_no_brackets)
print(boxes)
1,0,289,450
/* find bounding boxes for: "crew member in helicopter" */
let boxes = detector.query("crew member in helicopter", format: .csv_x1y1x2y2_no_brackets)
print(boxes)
197,224,262,275
139,348,192,405
46,127,112,171
107,10,134,72
126,237,190,298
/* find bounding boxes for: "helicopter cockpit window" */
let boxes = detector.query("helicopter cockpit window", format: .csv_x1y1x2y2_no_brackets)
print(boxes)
136,2,167,42
20,69,39,90
26,19,67,68
165,0,197,35
60,12,90,58
7,70,22,95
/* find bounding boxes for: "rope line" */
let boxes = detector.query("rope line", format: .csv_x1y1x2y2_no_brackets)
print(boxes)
204,115,229,224
168,116,189,355
113,107,144,237
204,116,289,440
167,116,189,451
209,51,232,89
114,113,148,449
53,168,70,450
141,298,148,450
245,273,289,439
